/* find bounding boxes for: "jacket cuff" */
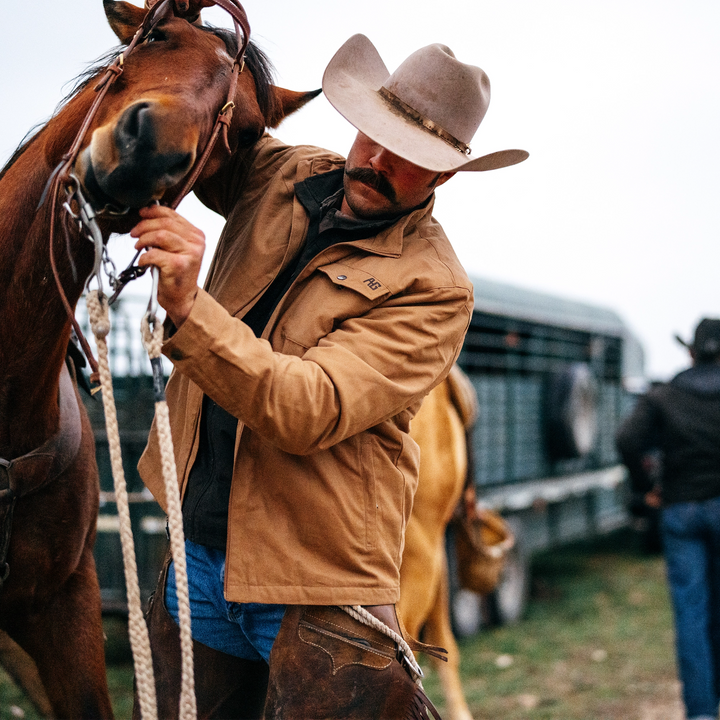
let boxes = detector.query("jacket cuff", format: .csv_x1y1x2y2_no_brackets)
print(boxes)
161,288,250,366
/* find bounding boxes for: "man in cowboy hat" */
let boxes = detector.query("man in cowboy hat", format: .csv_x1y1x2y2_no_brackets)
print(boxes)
617,318,720,720
133,32,527,718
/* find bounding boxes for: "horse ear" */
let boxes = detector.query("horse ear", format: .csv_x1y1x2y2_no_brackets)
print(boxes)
103,0,147,44
267,88,322,128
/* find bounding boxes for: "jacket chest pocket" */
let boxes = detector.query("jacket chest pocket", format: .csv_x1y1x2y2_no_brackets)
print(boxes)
275,262,391,355
318,263,391,300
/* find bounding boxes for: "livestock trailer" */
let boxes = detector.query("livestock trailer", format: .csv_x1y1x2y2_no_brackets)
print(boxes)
449,276,644,636
79,277,644,621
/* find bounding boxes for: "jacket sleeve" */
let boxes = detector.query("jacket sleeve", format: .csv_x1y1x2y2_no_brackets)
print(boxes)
615,392,662,495
161,285,472,455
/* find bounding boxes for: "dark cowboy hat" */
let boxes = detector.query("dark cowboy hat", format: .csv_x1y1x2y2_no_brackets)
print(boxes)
322,34,528,173
675,318,720,360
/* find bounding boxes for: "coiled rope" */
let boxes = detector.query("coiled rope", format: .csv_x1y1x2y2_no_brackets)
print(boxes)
86,289,196,720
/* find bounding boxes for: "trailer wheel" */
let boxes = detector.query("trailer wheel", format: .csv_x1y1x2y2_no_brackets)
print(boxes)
487,536,531,625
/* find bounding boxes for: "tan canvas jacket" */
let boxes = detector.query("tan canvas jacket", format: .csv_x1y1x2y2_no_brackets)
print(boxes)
138,135,474,605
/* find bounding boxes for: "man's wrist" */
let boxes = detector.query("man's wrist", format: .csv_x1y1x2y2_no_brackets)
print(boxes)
168,288,199,328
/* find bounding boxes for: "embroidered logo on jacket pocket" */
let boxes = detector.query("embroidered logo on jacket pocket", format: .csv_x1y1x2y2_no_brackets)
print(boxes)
318,264,391,300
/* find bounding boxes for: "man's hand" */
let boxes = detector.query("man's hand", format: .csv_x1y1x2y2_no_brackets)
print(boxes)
130,205,205,328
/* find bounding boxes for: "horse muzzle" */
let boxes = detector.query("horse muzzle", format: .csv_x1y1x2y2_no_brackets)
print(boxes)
77,99,199,209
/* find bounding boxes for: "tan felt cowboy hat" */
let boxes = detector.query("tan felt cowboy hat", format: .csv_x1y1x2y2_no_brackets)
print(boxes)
323,34,529,173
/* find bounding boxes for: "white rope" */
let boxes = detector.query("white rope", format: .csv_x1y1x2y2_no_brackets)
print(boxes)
141,311,196,720
86,290,158,720
340,605,425,684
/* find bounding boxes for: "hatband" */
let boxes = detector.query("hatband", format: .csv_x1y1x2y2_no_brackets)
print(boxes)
378,87,471,156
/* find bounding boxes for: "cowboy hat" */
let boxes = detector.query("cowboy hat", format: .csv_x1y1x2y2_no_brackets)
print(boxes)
675,318,720,360
322,34,528,173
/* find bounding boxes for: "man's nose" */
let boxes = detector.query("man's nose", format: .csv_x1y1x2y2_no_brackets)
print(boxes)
369,146,393,173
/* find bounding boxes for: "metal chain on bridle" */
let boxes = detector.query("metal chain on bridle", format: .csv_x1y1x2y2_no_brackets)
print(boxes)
47,0,427,713
44,2,249,719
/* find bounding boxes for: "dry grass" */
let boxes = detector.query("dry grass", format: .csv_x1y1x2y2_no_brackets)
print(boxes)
422,529,682,720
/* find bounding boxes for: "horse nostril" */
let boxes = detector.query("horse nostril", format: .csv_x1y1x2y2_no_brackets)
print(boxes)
117,102,154,147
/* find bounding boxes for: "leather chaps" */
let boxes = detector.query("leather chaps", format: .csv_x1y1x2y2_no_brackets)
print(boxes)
134,559,441,719
132,558,269,720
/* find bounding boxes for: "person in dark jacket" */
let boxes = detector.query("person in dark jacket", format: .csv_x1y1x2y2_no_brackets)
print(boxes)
617,318,720,720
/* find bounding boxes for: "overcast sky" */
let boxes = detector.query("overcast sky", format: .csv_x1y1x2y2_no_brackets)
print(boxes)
2,1,719,380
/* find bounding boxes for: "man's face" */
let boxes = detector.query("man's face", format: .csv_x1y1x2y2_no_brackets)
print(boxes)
341,132,455,221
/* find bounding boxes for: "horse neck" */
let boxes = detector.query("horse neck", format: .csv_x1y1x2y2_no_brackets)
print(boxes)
0,94,97,456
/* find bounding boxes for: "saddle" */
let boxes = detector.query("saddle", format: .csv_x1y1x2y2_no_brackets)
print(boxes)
0,361,82,588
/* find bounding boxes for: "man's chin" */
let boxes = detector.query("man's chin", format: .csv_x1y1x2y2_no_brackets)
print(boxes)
345,184,398,221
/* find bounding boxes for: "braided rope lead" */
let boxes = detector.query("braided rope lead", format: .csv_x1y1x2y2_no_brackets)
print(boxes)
86,290,158,720
340,605,425,684
141,312,197,720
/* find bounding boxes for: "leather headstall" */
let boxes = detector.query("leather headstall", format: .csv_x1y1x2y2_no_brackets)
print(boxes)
43,0,252,379
0,363,82,588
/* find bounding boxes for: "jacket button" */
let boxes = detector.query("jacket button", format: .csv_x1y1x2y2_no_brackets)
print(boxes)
337,275,347,281
169,349,184,361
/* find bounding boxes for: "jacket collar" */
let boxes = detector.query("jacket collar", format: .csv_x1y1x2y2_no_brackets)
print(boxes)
297,168,437,259
349,193,437,258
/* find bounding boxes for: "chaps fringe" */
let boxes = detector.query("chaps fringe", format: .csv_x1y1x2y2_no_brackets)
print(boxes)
408,684,443,720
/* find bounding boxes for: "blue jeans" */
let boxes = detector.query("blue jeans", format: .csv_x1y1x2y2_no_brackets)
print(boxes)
661,497,720,719
164,539,285,663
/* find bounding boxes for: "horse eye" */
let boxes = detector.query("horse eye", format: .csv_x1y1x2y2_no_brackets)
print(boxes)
145,29,167,43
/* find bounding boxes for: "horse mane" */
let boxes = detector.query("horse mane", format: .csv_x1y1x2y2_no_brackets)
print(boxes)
0,47,121,184
201,25,276,122
0,29,276,183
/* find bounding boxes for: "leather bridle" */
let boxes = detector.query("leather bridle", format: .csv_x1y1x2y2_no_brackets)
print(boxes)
43,0,251,380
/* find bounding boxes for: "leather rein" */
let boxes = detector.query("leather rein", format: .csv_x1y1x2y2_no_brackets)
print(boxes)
44,0,251,381
0,0,251,590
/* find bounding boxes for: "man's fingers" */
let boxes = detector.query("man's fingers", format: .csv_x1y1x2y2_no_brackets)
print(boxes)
127,206,205,326
131,208,205,252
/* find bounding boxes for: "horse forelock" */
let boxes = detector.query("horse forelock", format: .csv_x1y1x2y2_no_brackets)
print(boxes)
67,27,277,126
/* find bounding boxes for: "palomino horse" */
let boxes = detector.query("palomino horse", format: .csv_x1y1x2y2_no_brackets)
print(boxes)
400,364,478,720
0,1,316,715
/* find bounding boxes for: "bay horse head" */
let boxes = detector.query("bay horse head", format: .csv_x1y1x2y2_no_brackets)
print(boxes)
0,4,320,716
72,0,319,212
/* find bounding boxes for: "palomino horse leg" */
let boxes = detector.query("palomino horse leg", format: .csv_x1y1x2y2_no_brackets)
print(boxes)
398,541,473,720
422,557,474,720
11,547,113,719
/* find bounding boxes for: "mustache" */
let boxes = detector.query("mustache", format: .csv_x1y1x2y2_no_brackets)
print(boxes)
344,167,397,204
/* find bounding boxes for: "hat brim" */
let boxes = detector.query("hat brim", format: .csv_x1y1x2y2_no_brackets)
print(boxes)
322,34,529,173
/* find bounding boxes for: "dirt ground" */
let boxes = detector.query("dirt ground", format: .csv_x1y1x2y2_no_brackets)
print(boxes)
637,681,684,720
